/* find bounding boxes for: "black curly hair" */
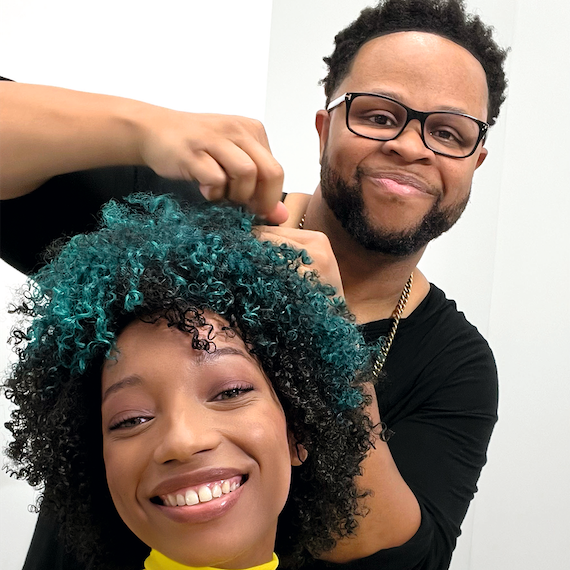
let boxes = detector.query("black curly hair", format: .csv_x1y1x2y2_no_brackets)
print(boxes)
322,0,508,126
3,194,373,570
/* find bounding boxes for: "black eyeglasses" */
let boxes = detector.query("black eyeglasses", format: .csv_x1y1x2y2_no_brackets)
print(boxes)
327,92,489,159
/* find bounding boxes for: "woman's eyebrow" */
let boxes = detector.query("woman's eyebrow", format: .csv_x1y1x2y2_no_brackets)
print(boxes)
194,346,252,363
102,348,253,401
102,375,142,403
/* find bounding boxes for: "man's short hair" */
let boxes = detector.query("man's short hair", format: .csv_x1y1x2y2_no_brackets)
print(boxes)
322,0,508,125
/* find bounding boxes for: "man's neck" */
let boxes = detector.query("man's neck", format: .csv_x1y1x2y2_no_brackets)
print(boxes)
304,188,431,324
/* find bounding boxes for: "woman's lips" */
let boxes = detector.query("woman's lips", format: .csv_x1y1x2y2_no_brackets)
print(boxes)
152,476,247,525
156,475,244,507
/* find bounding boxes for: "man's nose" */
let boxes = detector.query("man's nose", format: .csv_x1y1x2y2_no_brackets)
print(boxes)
380,119,434,162
153,406,221,464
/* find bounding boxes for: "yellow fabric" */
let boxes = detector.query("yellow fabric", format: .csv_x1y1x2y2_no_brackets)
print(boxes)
143,549,278,570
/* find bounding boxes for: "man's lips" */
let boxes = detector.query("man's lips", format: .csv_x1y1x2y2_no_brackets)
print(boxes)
361,171,438,197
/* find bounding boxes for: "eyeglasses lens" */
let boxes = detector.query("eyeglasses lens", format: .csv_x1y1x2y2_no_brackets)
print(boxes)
347,95,480,157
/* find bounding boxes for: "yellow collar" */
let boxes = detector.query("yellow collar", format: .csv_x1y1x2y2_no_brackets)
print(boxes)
144,550,278,570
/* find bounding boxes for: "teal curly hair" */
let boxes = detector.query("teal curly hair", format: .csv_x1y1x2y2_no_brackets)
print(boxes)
4,194,372,570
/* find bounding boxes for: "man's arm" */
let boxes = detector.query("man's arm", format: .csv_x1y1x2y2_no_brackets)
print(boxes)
0,166,208,274
0,81,286,223
319,301,498,569
255,228,497,568
255,227,423,557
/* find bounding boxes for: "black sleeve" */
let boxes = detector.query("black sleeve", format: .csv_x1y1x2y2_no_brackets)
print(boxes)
381,333,498,569
0,166,204,274
22,511,83,570
303,293,498,570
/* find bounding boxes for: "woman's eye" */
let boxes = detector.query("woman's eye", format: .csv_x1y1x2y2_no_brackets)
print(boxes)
214,386,254,401
110,416,153,431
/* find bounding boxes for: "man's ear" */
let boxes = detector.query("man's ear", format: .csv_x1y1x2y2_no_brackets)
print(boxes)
315,110,330,165
288,432,308,466
475,145,488,169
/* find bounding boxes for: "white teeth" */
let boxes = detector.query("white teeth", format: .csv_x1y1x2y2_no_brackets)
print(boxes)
185,489,199,506
163,478,242,507
198,485,213,503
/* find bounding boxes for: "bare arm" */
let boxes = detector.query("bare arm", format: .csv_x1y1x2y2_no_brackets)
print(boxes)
0,82,286,223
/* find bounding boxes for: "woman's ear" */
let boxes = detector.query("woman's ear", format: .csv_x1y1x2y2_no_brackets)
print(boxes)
288,432,308,466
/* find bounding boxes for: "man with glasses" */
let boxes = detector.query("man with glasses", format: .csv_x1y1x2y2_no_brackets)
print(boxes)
1,1,507,569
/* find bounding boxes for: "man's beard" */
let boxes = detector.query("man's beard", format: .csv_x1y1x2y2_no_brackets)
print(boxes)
320,156,469,257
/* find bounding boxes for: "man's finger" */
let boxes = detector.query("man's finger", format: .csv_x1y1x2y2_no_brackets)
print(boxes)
235,139,284,218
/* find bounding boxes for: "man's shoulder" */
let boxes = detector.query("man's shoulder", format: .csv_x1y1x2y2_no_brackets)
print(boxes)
364,283,488,346
381,283,497,423
409,283,489,344
395,282,497,386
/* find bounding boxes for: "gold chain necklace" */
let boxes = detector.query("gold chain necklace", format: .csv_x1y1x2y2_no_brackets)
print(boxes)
371,272,413,377
298,213,413,377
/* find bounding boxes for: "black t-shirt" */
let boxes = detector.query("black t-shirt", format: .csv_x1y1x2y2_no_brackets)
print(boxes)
307,284,497,570
0,166,205,274
2,168,497,570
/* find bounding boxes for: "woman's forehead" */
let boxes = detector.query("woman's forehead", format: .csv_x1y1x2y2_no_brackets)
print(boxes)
102,314,252,377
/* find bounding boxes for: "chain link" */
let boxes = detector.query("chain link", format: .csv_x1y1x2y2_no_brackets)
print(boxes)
372,272,413,378
298,213,413,379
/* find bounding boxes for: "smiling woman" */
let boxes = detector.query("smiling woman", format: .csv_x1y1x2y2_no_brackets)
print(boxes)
3,195,372,570
101,319,293,569
101,317,297,569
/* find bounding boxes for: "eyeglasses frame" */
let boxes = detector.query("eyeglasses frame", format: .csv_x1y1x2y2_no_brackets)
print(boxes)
326,92,489,159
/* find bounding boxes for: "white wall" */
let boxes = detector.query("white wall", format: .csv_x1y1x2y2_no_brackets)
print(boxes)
469,1,570,568
1,1,569,569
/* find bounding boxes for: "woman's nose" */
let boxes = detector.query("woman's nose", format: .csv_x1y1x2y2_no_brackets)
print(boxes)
153,406,221,464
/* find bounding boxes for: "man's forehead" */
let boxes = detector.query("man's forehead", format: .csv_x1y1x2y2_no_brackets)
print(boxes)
340,30,489,117
353,30,484,67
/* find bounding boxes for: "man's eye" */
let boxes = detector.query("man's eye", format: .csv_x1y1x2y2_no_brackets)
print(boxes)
369,112,396,126
433,129,455,139
110,416,153,431
430,128,462,144
215,386,254,401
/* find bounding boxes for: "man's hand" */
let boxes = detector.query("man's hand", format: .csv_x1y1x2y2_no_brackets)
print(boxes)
255,226,345,298
136,109,287,224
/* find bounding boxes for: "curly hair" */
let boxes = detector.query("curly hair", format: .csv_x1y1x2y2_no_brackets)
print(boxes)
3,194,373,570
322,0,508,126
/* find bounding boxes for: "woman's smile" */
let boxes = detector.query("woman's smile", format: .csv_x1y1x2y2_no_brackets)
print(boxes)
156,474,245,508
